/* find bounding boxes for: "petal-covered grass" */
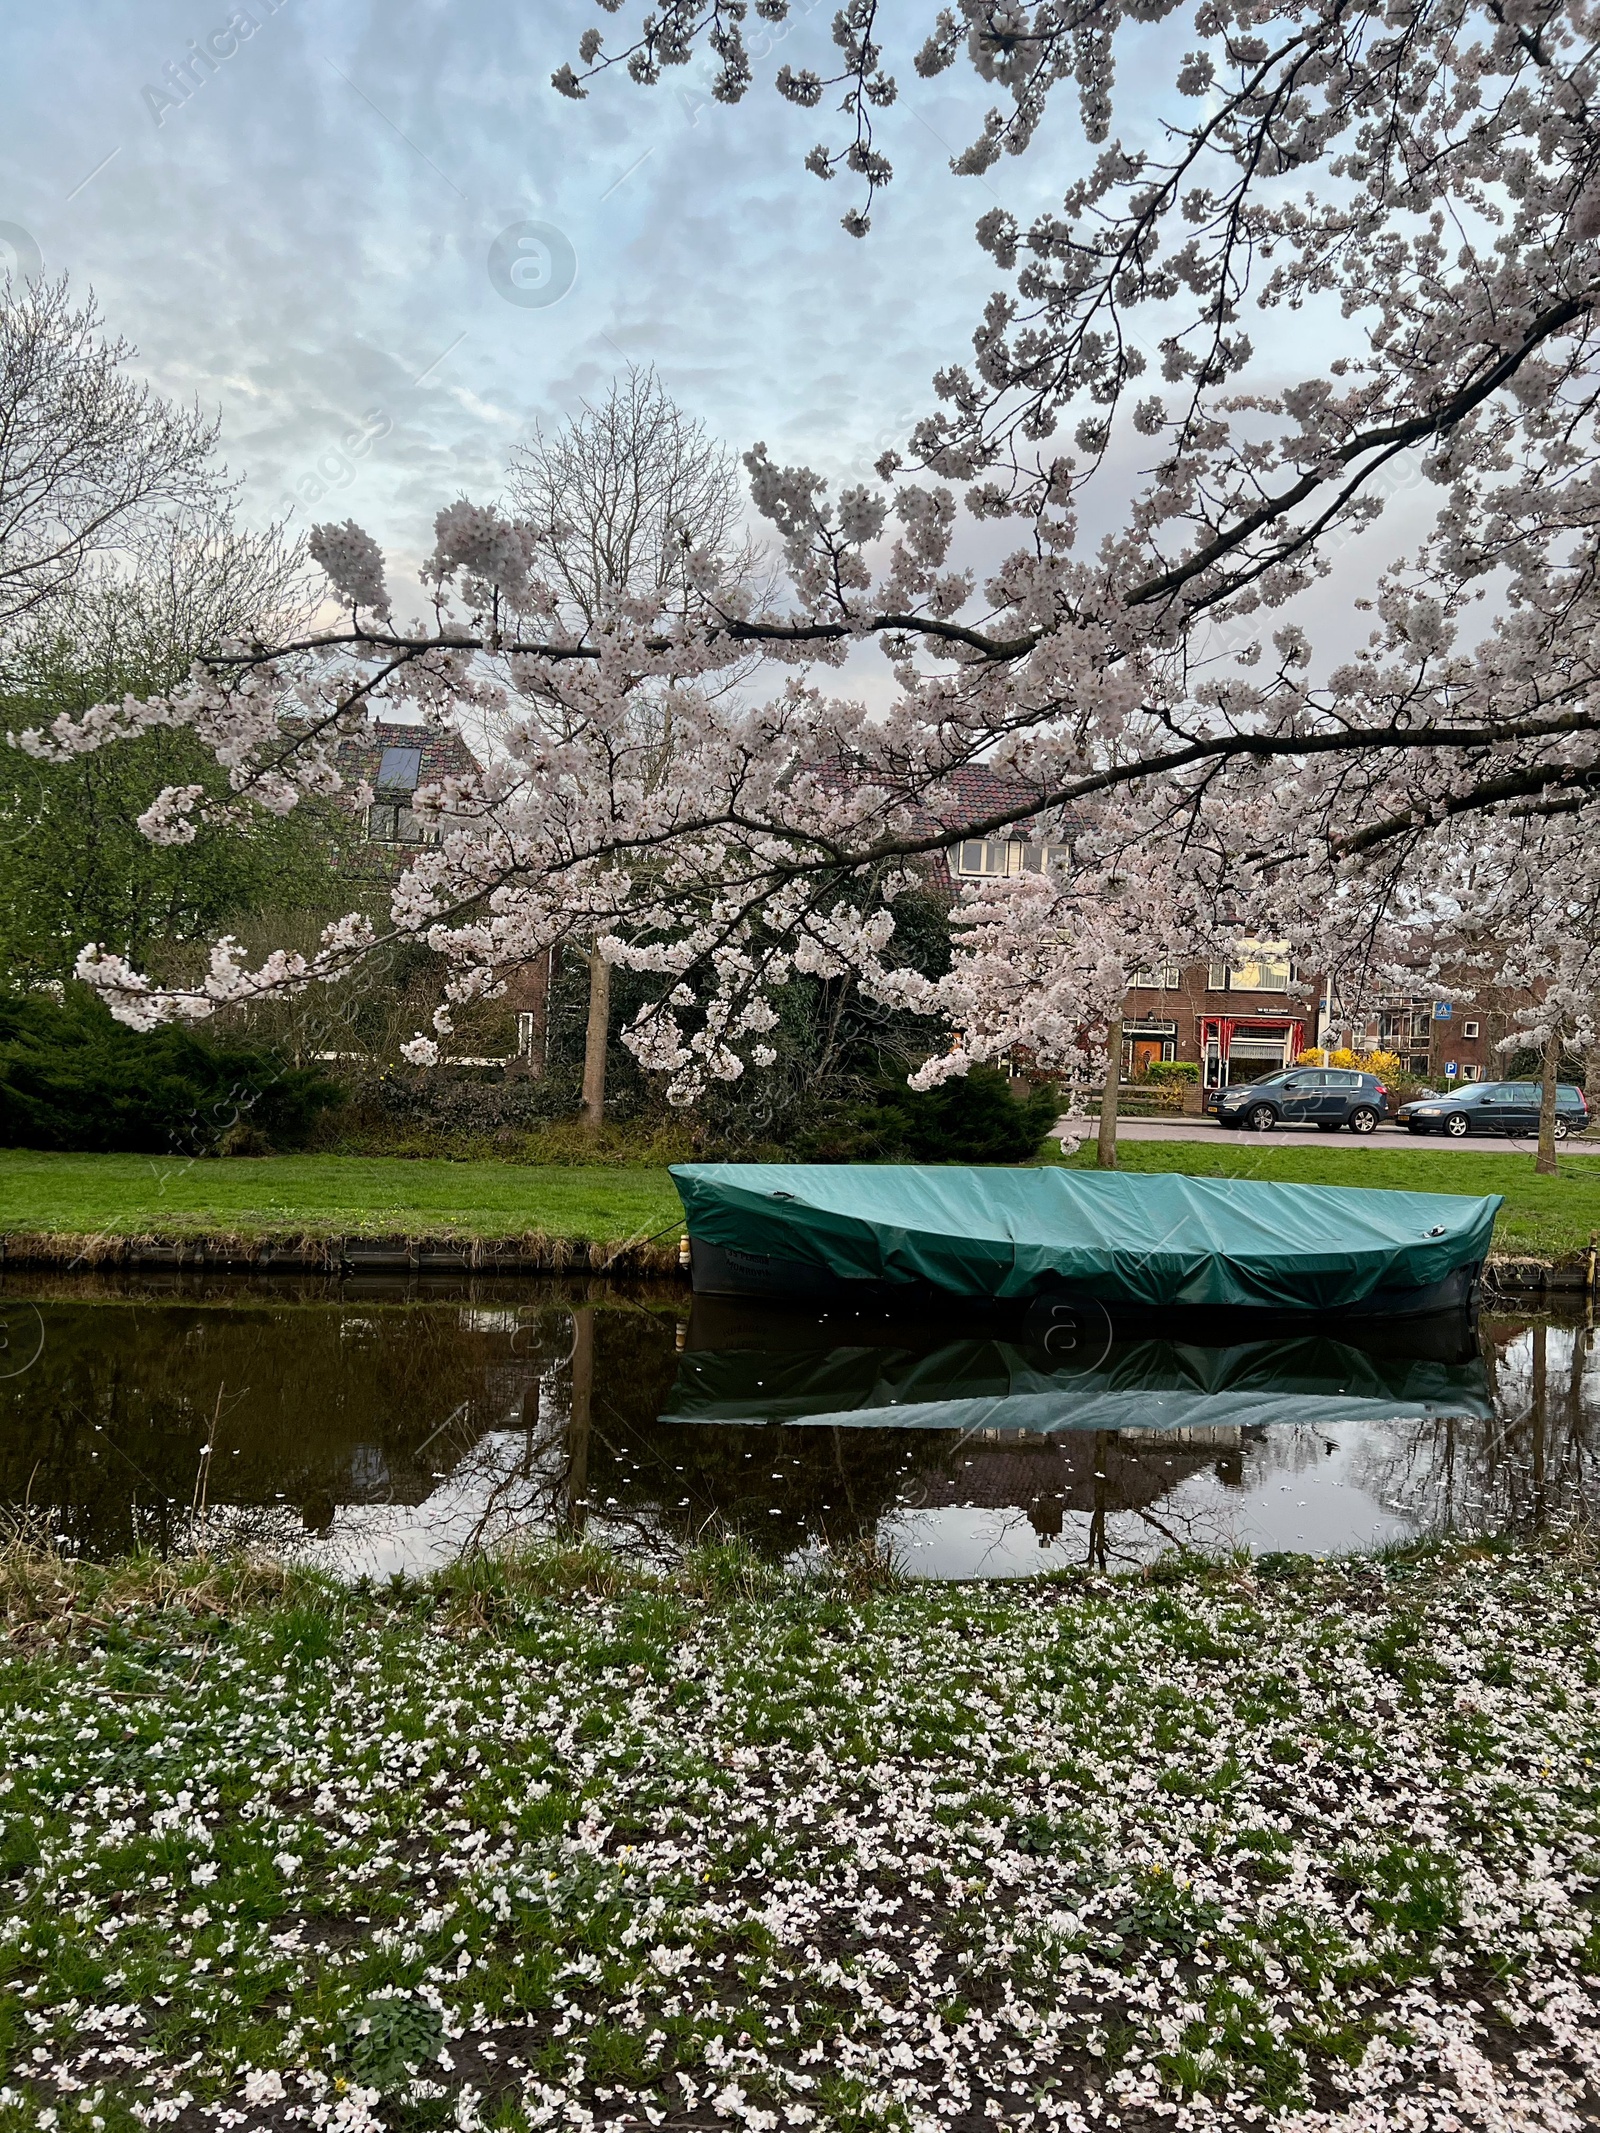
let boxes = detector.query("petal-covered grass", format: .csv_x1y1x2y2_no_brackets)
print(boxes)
3,1541,1599,2130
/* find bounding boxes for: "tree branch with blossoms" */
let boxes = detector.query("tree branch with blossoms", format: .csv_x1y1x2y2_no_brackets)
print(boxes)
13,0,1600,1106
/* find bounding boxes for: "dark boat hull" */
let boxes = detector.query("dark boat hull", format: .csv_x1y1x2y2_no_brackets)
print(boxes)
687,1236,1481,1340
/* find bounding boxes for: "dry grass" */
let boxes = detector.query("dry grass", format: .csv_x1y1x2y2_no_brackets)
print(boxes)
0,1519,313,1648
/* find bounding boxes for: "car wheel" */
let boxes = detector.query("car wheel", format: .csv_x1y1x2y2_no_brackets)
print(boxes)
1349,1107,1380,1135
1445,1112,1470,1138
1554,1116,1570,1141
1245,1103,1277,1133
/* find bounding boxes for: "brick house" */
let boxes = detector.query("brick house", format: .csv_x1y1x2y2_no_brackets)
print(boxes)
917,764,1077,890
329,720,482,877
1337,992,1505,1083
1122,945,1318,1091
920,770,1321,1091
1131,970,1514,1091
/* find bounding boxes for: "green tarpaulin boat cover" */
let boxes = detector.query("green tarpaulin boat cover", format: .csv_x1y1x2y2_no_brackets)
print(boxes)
670,1164,1502,1311
664,1334,1493,1435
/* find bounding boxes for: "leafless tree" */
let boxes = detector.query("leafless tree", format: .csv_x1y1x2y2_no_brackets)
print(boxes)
2,495,312,699
507,365,759,634
505,368,769,1130
0,277,221,637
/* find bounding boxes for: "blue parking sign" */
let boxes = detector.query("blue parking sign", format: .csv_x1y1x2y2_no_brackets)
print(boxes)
1445,1061,1458,1077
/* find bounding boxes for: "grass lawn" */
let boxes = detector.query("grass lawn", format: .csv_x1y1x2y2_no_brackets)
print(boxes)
1054,1137,1600,1263
2,1140,1596,1261
0,1149,681,1244
2,1539,1596,2130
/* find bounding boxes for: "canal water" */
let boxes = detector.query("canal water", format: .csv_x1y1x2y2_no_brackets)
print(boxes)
0,1271,1592,1578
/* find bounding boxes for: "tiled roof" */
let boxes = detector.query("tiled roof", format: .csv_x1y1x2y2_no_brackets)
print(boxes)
805,755,1086,891
923,763,1046,832
331,719,481,794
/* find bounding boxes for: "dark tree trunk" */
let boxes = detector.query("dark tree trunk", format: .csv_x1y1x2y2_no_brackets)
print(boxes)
1536,1024,1561,1178
566,1306,593,1534
582,942,610,1133
1097,1017,1123,1171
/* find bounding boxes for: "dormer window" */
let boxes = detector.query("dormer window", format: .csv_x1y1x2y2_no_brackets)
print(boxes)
953,838,1068,879
367,743,438,844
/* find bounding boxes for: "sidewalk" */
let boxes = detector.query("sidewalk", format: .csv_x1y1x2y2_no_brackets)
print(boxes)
1052,1116,1600,1155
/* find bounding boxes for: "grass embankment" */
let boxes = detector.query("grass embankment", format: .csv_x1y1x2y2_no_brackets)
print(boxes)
4,1141,1599,1265
0,1149,681,1250
2,1541,1597,2130
1054,1139,1600,1265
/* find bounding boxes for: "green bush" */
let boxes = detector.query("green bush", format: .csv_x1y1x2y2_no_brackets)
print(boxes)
800,1064,1061,1164
0,991,339,1155
1145,1060,1200,1084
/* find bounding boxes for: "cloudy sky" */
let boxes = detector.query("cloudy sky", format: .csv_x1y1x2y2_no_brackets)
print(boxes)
1,2,1086,558
3,0,1436,686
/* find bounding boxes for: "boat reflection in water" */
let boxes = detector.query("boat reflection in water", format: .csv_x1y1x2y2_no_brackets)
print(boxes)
670,1296,1488,1432
666,1296,1495,1571
0,1273,1589,1577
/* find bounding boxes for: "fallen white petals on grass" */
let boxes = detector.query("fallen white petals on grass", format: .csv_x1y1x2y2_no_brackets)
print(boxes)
2,1547,1599,2132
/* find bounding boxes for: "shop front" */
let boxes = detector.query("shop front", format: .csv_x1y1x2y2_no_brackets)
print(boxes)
1200,1014,1307,1089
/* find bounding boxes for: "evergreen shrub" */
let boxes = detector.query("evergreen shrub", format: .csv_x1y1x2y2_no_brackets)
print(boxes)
799,1064,1060,1164
0,992,339,1154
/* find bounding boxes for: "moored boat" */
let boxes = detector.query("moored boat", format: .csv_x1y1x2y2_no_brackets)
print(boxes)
669,1163,1502,1325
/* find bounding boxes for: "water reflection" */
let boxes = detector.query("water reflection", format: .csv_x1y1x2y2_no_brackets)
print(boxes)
0,1270,1593,1577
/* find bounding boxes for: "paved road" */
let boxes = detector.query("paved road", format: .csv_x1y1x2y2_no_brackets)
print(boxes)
1052,1116,1600,1155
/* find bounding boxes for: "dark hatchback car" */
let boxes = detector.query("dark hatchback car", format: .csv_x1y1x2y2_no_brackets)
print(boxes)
1207,1067,1388,1134
1396,1081,1590,1138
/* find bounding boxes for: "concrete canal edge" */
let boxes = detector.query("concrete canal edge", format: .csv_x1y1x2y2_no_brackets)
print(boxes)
0,1230,1588,1298
0,1230,688,1278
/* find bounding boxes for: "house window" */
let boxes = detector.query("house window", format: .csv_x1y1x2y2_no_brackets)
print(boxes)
1464,1020,1479,1038
1459,1063,1481,1081
375,744,423,793
1130,967,1182,990
953,838,1067,880
1207,942,1293,992
367,803,438,846
955,839,1008,878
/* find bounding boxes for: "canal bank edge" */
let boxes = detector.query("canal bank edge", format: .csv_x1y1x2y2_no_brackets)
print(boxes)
0,1228,686,1276
0,1226,1590,1294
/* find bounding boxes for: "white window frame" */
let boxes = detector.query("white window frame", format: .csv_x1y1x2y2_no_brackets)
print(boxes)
367,802,439,847
1207,941,1294,993
953,838,1068,880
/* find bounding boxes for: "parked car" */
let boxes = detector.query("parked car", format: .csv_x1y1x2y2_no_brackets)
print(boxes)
1207,1067,1388,1134
1396,1081,1589,1138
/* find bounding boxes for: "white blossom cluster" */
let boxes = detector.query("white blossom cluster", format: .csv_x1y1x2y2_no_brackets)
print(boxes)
308,522,391,622
426,502,541,617
2,1548,1598,2131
